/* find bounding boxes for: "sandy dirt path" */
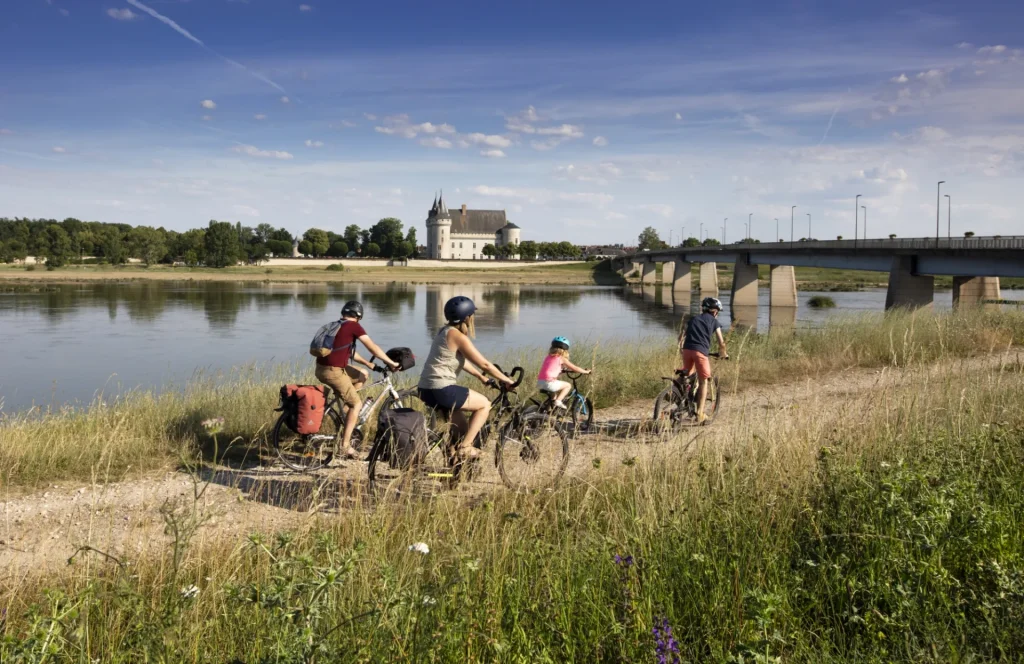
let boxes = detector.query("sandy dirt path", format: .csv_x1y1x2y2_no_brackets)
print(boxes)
0,355,1009,581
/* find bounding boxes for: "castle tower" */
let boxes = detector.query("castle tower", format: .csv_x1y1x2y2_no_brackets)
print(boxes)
496,221,521,259
426,191,453,259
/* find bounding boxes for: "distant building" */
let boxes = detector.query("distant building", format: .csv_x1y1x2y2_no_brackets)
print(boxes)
581,245,627,259
425,192,521,260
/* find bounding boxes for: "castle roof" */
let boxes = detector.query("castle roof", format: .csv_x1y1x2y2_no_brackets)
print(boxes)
452,209,507,234
500,222,520,230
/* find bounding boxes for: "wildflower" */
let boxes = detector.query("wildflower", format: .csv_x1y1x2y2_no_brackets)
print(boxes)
422,595,437,606
201,417,225,435
614,554,634,568
408,542,430,555
652,616,681,664
180,584,200,600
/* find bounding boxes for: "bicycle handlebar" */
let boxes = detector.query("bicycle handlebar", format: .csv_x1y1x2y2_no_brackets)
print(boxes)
489,364,525,391
562,370,589,379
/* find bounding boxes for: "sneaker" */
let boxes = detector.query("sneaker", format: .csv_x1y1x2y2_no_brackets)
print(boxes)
696,413,709,426
553,400,568,410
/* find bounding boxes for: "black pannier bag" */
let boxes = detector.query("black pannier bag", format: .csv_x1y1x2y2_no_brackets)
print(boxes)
374,407,427,468
386,347,416,371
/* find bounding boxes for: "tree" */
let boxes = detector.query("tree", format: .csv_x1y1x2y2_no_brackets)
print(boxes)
298,240,313,256
518,240,538,261
184,250,200,267
369,217,404,257
267,239,293,257
638,226,668,251
359,229,371,253
254,223,275,244
269,228,294,243
682,237,701,247
204,220,241,268
701,238,721,247
96,227,128,264
392,241,413,259
482,244,496,258
889,233,897,239
302,228,330,257
365,242,381,257
404,226,418,256
43,224,73,267
128,226,168,265
964,231,975,238
328,240,349,257
343,225,362,252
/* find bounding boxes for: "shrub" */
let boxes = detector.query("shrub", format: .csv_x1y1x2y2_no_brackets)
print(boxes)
25,264,36,271
808,295,836,308
325,263,344,272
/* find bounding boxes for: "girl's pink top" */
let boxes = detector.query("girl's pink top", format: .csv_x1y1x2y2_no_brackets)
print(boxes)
538,354,563,381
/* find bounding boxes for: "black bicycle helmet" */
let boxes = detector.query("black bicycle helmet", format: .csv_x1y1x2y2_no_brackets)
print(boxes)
341,300,364,320
443,296,477,324
701,297,723,312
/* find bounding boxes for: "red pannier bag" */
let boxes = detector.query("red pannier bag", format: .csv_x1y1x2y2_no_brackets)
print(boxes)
280,384,327,435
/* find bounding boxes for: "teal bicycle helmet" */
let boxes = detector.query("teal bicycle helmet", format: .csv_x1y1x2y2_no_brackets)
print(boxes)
551,336,570,350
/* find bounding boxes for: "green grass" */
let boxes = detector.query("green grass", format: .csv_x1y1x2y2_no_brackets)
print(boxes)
3,332,1024,661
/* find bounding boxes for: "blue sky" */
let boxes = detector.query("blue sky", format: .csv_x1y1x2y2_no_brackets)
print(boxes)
1,0,1021,244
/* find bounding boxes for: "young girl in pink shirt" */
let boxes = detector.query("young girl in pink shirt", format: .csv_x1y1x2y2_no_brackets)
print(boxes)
537,336,591,409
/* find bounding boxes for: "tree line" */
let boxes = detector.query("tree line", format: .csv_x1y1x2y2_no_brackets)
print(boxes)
482,240,582,261
0,217,421,267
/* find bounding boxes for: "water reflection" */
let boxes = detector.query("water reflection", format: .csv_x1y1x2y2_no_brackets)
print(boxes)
1,280,1020,413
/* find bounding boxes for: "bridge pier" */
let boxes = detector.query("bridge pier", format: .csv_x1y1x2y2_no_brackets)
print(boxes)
631,261,643,279
885,256,933,310
613,258,629,276
952,276,1001,307
699,262,719,297
731,259,759,308
769,265,797,308
641,260,657,285
672,260,692,295
661,260,675,286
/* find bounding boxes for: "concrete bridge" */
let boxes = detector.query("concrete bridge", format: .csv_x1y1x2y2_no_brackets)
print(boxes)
612,236,1023,318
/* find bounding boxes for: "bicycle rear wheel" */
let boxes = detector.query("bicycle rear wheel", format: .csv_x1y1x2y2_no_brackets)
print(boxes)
703,376,722,423
570,395,594,435
653,385,685,424
272,406,340,472
496,412,570,491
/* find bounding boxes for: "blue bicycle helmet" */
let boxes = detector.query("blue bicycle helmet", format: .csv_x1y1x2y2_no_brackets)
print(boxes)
443,296,477,324
551,336,570,351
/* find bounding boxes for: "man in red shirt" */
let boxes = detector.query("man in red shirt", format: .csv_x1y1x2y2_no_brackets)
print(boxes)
315,300,400,458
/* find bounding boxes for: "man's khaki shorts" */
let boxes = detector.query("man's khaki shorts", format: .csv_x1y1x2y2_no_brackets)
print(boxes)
315,364,365,408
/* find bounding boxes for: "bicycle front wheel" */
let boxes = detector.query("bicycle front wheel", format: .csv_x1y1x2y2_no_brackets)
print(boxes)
496,412,569,492
272,406,340,472
570,396,594,435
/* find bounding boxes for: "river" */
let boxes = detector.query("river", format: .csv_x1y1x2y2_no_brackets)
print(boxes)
1,281,1020,413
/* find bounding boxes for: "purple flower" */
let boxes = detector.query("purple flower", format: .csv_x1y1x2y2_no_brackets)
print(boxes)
652,616,681,664
613,553,634,568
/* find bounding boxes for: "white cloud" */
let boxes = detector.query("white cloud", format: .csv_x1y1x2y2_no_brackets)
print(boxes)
674,112,683,121
202,115,213,121
977,45,1007,55
890,73,909,83
916,69,947,84
51,146,66,153
472,185,528,198
59,8,70,16
232,204,260,217
916,126,951,142
955,41,972,49
232,144,294,160
638,203,673,218
200,99,217,110
480,149,506,158
280,96,290,104
505,106,584,147
336,119,357,128
420,137,452,149
305,139,324,148
537,124,584,138
254,113,267,120
375,115,456,140
106,8,137,20
299,3,313,11
463,132,511,148
592,136,608,147
559,192,614,206
363,113,377,121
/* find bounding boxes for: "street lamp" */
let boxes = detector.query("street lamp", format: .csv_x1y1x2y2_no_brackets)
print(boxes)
748,213,753,241
723,218,728,244
699,222,703,243
861,205,867,240
807,213,811,240
775,218,779,242
944,194,951,240
854,194,861,246
790,206,796,244
936,181,945,247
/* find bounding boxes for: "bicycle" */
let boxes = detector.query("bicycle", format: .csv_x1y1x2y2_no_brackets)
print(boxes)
652,353,726,426
530,370,594,435
495,371,572,492
272,365,412,472
366,366,528,497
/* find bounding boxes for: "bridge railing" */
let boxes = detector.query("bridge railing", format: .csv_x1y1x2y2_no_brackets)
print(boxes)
623,235,1024,259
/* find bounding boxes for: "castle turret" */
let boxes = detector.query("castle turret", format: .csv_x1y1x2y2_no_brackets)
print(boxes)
496,221,521,258
426,191,452,259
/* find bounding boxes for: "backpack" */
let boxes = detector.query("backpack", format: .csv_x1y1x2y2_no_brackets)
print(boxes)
385,347,417,371
374,408,427,469
279,384,328,435
310,320,353,359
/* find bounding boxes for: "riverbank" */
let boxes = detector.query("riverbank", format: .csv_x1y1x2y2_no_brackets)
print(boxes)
2,311,1023,661
0,261,621,286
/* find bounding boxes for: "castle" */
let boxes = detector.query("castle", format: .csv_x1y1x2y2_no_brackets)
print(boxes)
425,192,521,260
